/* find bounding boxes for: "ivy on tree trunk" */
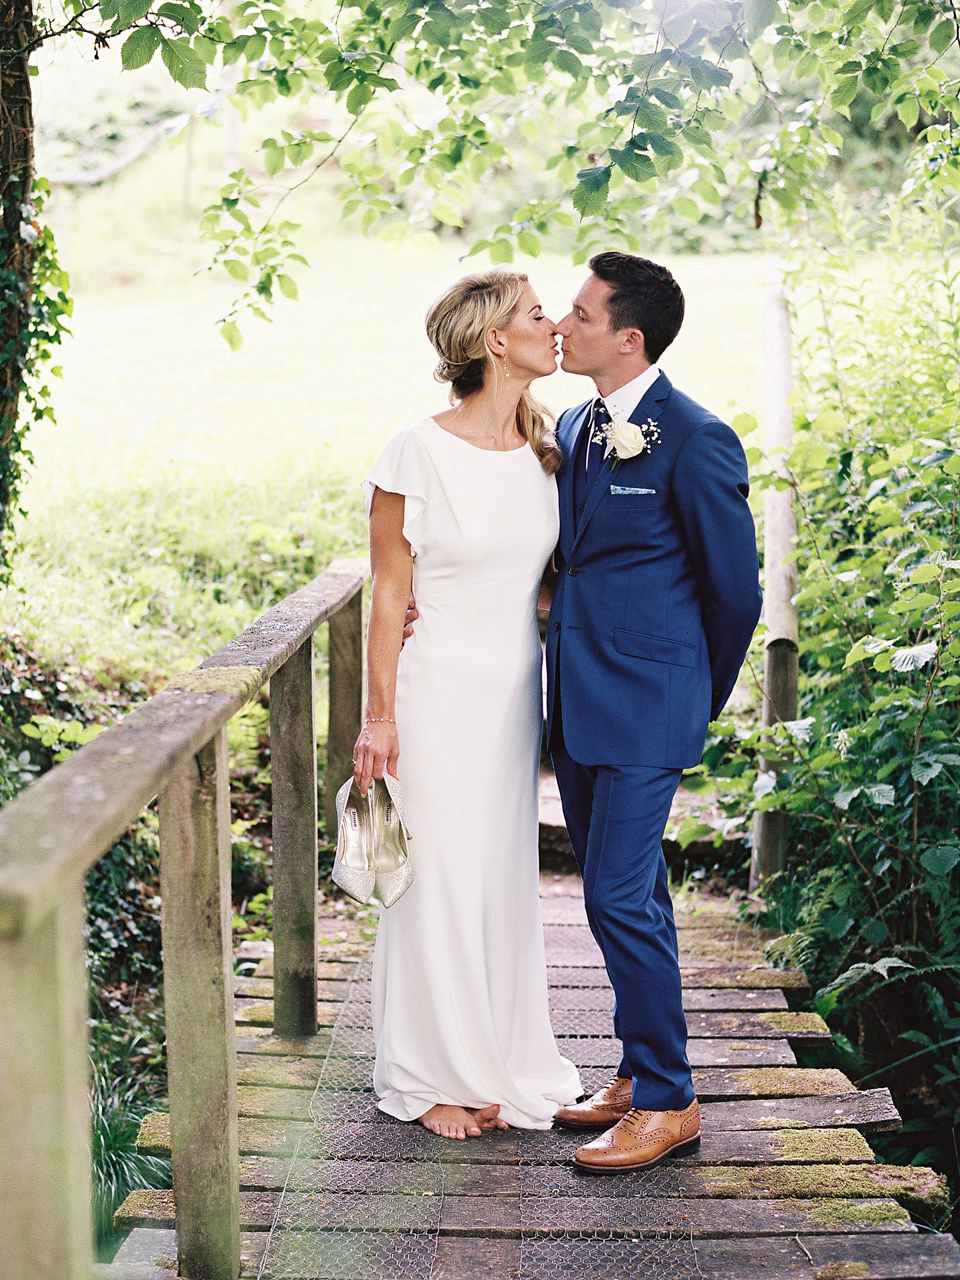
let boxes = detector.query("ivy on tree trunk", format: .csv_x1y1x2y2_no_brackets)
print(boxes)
0,0,35,585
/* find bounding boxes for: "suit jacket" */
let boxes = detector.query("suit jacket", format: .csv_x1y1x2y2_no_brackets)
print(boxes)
546,372,762,769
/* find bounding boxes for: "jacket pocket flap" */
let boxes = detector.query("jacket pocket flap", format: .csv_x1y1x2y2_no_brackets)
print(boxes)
613,628,696,668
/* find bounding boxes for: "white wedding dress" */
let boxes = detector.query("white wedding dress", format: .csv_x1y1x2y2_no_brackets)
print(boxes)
362,418,581,1129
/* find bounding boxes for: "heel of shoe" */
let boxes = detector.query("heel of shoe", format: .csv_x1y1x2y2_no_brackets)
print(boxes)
676,1133,701,1158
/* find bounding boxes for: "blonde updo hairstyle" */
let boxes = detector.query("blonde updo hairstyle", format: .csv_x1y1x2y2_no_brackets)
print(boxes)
425,269,561,475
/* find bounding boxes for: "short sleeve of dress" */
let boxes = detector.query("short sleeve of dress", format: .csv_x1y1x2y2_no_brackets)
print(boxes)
360,424,429,556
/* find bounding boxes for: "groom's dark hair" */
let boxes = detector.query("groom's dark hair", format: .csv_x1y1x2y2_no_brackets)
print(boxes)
588,251,684,363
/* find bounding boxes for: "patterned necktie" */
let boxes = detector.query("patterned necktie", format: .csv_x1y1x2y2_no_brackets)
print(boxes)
575,398,610,525
585,398,610,491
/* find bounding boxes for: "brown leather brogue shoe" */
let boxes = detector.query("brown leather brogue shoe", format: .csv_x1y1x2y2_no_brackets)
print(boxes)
573,1099,700,1172
554,1075,633,1129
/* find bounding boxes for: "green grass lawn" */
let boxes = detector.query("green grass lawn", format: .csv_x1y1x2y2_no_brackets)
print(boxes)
3,146,773,680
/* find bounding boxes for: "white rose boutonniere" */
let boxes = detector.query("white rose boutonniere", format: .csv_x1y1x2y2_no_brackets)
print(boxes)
593,410,661,470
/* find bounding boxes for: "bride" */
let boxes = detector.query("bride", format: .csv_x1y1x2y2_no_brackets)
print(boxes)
351,269,581,1139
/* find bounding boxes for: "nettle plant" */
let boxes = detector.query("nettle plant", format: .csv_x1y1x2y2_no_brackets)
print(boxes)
712,203,960,1125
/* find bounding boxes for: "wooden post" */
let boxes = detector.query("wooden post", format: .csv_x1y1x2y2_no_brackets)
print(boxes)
0,890,92,1280
271,638,318,1037
750,285,800,892
159,730,240,1280
325,587,363,836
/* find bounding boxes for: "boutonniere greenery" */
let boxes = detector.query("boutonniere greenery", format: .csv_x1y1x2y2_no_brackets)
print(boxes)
591,410,661,470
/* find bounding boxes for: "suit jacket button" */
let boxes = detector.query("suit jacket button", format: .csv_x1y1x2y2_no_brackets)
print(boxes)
553,621,560,632
567,566,579,576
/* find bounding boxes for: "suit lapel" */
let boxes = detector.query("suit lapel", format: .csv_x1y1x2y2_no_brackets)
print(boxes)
570,372,672,553
559,401,592,557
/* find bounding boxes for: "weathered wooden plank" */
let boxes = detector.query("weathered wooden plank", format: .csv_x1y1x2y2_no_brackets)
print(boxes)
556,1035,797,1068
158,729,240,1280
692,1233,960,1279
143,1112,875,1166
550,1008,829,1041
234,999,343,1027
701,1090,901,1133
236,1055,322,1089
271,638,319,1038
540,895,752,928
235,1032,332,1057
432,1238,519,1280
550,985,789,1011
680,966,809,990
116,1187,911,1239
686,1163,949,1213
229,1155,943,1213
421,1234,960,1280
92,1264,179,1280
519,1195,912,1236
546,964,808,990
108,1227,267,1279
691,1067,854,1100
237,1086,315,1120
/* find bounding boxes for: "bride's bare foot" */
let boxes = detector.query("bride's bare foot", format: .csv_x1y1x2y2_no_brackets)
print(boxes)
418,1104,483,1139
468,1104,509,1131
418,1103,509,1139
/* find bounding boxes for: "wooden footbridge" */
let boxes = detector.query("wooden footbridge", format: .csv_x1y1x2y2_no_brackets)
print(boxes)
2,564,960,1279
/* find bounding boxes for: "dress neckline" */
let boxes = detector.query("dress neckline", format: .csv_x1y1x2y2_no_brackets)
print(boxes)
427,417,529,455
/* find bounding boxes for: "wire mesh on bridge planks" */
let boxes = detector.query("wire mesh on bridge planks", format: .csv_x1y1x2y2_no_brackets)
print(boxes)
252,956,705,1280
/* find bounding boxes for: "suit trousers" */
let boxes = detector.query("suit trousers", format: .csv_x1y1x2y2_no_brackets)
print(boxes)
552,719,695,1111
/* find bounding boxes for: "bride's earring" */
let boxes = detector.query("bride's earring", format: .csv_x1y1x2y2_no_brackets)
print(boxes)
501,356,510,379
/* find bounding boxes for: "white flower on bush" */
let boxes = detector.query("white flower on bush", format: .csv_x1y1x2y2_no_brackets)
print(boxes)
593,410,661,468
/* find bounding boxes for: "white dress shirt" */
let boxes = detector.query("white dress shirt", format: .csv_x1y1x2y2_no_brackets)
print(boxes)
587,364,661,466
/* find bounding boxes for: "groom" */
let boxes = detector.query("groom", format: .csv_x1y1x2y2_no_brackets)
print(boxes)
547,252,761,1171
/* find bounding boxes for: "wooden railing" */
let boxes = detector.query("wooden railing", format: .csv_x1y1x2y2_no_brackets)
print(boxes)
0,561,366,1280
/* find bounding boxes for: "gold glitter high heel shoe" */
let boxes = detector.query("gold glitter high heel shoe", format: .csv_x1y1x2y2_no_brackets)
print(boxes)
371,773,414,908
331,777,376,903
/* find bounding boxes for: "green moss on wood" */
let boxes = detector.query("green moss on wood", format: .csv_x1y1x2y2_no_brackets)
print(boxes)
771,1128,872,1162
236,1001,274,1025
137,1111,171,1155
812,1264,869,1279
739,1068,854,1097
806,1196,909,1226
760,1011,830,1035
166,666,264,702
114,1189,174,1227
693,1163,947,1213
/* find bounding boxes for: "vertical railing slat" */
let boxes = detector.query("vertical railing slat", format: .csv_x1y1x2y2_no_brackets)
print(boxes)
271,637,319,1037
0,889,91,1280
751,284,800,891
325,586,363,837
159,728,240,1280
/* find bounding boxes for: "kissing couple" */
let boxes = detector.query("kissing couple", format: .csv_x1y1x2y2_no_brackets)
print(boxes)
346,251,762,1172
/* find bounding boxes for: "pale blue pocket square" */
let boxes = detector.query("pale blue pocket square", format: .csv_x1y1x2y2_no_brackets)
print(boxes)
610,485,656,495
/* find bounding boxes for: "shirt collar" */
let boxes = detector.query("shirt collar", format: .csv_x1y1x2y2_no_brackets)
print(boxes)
600,364,661,423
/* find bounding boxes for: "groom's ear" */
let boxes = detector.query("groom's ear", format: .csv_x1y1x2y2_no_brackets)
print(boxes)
619,327,646,357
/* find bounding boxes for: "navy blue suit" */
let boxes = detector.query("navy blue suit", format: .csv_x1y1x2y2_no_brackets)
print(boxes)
546,372,761,1109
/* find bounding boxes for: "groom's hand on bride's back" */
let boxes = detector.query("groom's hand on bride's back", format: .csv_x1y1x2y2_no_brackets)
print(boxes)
403,595,419,640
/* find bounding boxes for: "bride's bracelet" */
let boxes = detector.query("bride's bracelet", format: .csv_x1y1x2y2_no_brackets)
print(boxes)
365,715,396,724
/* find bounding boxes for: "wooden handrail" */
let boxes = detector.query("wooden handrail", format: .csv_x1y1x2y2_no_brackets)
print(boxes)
0,568,363,937
0,561,366,1280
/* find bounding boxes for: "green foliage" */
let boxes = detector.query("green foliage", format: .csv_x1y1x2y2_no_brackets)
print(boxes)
0,179,71,585
88,1051,170,1251
715,201,960,1196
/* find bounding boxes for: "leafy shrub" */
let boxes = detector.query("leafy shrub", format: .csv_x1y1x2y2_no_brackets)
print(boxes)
89,1051,170,1253
714,202,960,1209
